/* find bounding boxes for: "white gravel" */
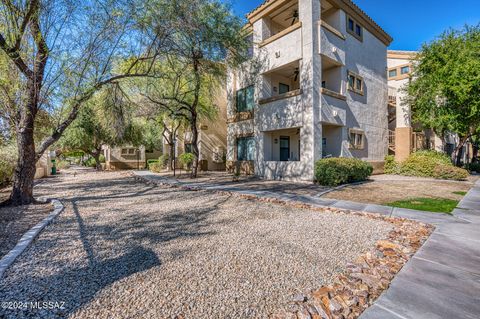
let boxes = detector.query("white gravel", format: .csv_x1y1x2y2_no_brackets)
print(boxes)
0,170,392,318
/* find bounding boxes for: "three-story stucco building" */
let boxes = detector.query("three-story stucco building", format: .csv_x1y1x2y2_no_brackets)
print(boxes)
226,0,393,181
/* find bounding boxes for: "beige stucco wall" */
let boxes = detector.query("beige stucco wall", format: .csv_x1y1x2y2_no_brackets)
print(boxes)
227,0,390,181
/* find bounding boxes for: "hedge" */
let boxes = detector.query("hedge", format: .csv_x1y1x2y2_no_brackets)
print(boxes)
385,150,469,180
0,144,16,187
315,158,373,186
433,164,469,180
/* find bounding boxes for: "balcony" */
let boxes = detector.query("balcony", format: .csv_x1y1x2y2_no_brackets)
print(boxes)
319,1,345,63
256,61,304,131
258,0,299,44
259,60,302,104
388,86,397,106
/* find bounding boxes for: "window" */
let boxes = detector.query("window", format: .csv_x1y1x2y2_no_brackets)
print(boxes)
388,69,397,78
184,143,193,153
321,81,326,88
349,129,364,149
279,136,290,161
401,66,410,75
346,16,363,41
121,148,136,156
347,71,364,95
279,83,290,94
236,136,255,161
348,18,354,32
236,86,254,112
355,24,362,37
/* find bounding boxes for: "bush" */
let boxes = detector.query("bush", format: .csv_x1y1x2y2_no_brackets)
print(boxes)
384,155,399,174
399,150,451,177
179,153,195,171
56,160,70,170
433,164,469,180
149,162,163,173
99,154,106,163
0,143,17,186
466,162,480,173
158,154,169,168
147,159,159,169
84,157,97,167
315,158,373,186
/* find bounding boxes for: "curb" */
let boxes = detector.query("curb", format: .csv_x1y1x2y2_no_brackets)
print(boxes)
0,199,64,279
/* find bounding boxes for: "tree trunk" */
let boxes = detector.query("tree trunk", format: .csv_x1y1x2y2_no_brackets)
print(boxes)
168,143,174,170
8,128,37,206
93,153,102,171
190,114,199,178
452,136,469,167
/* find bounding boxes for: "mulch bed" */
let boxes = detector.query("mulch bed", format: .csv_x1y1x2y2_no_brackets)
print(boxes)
134,173,434,319
0,202,54,259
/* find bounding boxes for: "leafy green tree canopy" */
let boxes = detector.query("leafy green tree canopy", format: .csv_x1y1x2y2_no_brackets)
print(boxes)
407,24,480,164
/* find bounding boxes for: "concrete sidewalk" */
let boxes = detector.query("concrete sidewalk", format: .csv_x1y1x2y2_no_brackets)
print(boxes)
133,171,480,319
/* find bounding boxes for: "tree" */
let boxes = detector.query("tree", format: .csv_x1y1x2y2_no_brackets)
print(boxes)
406,25,480,166
59,85,143,169
0,0,164,206
141,0,250,178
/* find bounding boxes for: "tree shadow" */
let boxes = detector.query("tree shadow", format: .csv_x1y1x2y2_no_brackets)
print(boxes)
0,179,233,318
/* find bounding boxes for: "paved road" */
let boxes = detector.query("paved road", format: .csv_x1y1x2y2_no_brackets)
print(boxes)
135,171,480,319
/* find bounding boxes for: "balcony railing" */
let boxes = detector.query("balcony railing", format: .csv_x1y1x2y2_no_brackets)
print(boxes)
258,88,302,105
388,130,395,151
388,86,397,106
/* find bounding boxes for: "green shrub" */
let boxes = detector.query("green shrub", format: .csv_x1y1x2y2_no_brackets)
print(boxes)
84,157,97,167
433,164,469,180
314,158,373,186
56,160,70,170
466,162,480,173
158,154,169,168
384,155,399,174
179,153,195,171
99,154,106,163
147,159,159,169
0,143,17,186
149,162,163,173
399,150,451,177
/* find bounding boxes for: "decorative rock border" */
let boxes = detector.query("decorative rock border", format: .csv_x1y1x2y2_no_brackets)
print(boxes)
0,199,64,279
133,173,434,319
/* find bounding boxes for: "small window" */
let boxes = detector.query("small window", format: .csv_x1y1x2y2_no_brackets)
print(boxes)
128,148,135,155
184,143,193,153
321,81,326,88
348,74,355,90
349,130,364,149
236,136,255,161
348,71,364,95
121,148,129,155
388,69,397,78
401,66,410,75
236,85,254,112
348,18,354,31
346,16,363,41
279,83,290,94
355,24,362,37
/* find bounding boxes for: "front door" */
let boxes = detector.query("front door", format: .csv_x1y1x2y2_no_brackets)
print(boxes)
280,136,290,161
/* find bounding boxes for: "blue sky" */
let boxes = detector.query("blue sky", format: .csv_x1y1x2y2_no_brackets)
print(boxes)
228,0,480,50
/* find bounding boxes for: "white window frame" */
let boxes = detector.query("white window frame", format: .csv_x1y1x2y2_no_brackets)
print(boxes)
347,71,364,95
349,129,365,150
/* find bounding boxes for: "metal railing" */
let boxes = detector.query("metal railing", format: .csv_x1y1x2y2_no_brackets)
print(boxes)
388,86,397,106
388,130,395,150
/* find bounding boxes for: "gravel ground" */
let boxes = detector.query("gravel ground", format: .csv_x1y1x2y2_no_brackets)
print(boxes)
0,202,53,259
0,169,392,319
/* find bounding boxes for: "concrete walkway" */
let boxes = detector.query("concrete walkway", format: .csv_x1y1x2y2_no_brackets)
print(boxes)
133,171,480,319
